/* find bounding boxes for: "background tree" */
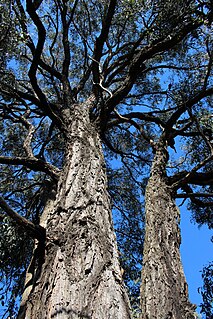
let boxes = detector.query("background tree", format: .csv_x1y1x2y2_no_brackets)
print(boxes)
0,0,212,318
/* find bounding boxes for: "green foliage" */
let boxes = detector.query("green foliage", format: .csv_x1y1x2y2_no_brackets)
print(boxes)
199,263,213,319
0,217,32,318
0,0,212,316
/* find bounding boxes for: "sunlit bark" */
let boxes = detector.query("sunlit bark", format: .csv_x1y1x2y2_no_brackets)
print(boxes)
18,105,131,319
140,145,196,319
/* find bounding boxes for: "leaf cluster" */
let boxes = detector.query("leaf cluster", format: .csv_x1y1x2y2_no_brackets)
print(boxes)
199,262,213,319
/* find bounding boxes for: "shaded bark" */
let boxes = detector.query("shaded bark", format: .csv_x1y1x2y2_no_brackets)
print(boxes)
17,183,56,319
140,146,196,319
18,104,131,319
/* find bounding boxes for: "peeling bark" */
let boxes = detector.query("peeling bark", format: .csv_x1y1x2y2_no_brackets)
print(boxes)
18,104,131,319
140,146,196,319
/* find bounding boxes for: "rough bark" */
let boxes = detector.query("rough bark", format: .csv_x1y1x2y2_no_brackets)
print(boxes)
140,145,196,319
18,104,131,319
17,180,56,318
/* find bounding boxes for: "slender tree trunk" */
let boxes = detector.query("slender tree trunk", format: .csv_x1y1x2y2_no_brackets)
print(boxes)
140,145,196,319
18,104,131,319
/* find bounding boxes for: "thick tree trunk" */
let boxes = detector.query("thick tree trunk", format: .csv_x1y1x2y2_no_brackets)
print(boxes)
140,146,196,319
18,105,131,319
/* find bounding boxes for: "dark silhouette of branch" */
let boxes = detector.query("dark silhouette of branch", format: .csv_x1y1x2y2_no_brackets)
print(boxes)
15,0,63,80
175,184,213,208
102,134,151,164
0,156,60,182
0,195,45,241
165,88,213,129
170,166,213,189
176,193,213,199
102,19,204,126
92,0,117,86
26,0,64,128
108,111,166,129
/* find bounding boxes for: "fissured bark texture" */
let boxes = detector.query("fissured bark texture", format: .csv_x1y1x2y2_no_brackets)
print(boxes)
140,147,196,319
18,105,131,319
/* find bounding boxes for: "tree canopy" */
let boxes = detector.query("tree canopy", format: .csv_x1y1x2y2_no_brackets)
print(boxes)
0,0,212,318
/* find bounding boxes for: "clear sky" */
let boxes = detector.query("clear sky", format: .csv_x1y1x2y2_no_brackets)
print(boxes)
180,204,212,316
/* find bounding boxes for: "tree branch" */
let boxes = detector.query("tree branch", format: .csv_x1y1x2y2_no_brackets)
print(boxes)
175,184,213,208
113,109,155,147
15,0,63,80
0,81,64,130
2,105,36,157
0,195,45,241
0,156,60,182
165,87,213,129
113,111,165,127
186,99,213,153
60,0,71,78
102,133,151,164
145,64,208,73
26,0,64,128
170,160,213,189
92,0,117,90
176,193,213,199
102,19,204,126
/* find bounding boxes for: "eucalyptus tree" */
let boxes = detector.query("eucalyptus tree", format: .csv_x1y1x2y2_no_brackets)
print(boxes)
0,0,212,319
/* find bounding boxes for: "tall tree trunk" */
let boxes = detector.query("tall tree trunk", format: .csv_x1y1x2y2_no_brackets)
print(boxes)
18,104,131,319
140,145,196,319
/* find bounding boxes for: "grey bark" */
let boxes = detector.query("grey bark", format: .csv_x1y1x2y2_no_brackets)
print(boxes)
140,145,196,319
18,104,131,319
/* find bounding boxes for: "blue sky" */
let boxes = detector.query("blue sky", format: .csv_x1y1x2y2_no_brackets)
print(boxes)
180,205,212,315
